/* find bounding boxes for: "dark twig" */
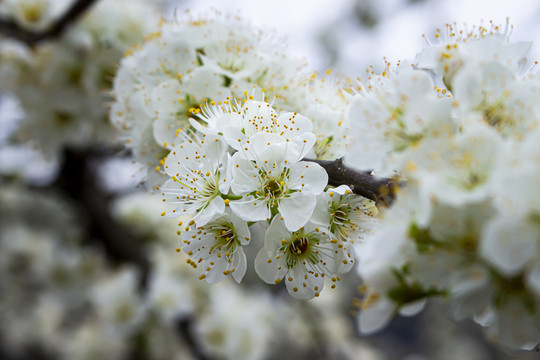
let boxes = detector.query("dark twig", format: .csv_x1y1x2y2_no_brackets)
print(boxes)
54,148,151,289
306,157,397,206
0,0,98,46
175,318,213,360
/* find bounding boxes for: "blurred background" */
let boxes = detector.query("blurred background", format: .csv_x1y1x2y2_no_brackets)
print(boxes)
1,0,540,359
178,0,540,75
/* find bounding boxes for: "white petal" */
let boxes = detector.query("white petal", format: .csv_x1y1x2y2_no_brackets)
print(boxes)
193,196,225,227
358,296,396,335
293,132,316,160
263,216,292,253
246,132,290,164
229,196,271,222
279,192,316,231
480,215,537,276
231,250,247,283
228,212,251,246
204,258,228,284
285,265,324,299
223,124,247,151
276,112,312,135
254,248,287,284
399,299,427,317
287,161,328,194
308,193,331,227
182,66,228,100
230,153,260,194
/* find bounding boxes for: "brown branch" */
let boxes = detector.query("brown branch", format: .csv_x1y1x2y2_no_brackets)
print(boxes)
54,148,151,289
306,157,398,206
175,318,213,360
0,0,98,46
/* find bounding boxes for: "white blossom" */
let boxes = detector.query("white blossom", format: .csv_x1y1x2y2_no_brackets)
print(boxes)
0,0,159,157
179,212,250,284
194,96,316,158
417,20,531,86
90,267,146,335
229,133,327,231
255,217,345,299
346,65,454,173
160,136,230,226
311,185,378,243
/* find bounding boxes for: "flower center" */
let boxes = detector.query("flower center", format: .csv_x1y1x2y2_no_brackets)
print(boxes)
289,237,309,255
280,231,322,268
217,228,235,245
481,101,514,131
208,222,238,258
263,178,284,199
54,111,74,126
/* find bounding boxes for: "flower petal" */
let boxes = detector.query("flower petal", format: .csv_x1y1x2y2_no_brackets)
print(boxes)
278,192,316,231
254,248,287,284
229,195,271,222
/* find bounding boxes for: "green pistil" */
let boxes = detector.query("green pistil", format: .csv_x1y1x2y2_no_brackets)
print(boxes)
381,100,425,151
222,194,243,201
281,231,321,268
462,169,486,190
478,93,512,131
208,222,237,256
258,168,290,205
491,271,537,315
391,129,424,152
54,111,74,126
387,266,446,306
264,178,285,199
314,135,334,159
289,237,309,255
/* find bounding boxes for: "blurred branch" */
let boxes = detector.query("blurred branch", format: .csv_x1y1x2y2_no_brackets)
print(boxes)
175,318,213,360
0,0,98,46
54,148,213,360
305,157,397,206
54,148,150,288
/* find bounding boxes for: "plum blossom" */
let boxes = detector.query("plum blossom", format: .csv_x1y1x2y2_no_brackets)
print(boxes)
193,95,316,158
179,212,250,284
254,217,343,299
311,185,378,243
160,136,230,227
229,133,327,231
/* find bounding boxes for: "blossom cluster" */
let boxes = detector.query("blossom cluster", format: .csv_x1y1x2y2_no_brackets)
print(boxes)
110,11,351,191
0,0,159,158
111,13,377,300
347,21,540,350
158,96,376,299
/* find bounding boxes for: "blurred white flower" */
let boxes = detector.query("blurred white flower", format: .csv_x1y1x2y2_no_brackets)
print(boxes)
90,267,147,335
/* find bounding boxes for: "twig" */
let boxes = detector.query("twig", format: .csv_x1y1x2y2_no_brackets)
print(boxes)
305,157,397,206
175,318,213,360
54,148,151,289
0,0,98,46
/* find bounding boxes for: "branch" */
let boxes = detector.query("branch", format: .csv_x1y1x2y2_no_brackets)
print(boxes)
54,148,151,289
306,157,397,206
0,0,98,46
175,318,213,360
